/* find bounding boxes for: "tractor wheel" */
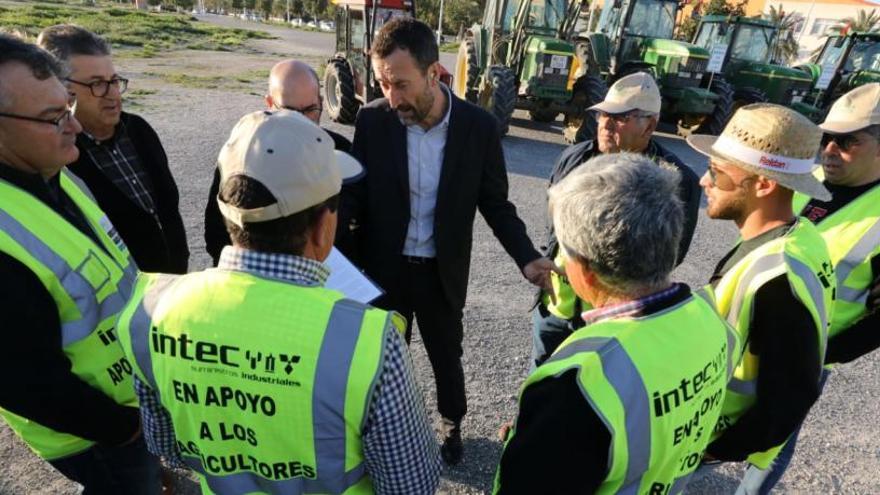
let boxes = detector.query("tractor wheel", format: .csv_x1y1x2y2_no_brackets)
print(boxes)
479,65,517,136
691,78,734,136
733,87,767,112
454,39,480,103
563,75,608,144
529,101,558,122
324,58,359,124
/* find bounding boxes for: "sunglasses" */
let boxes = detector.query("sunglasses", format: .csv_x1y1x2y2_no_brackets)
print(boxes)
706,166,756,191
820,133,863,151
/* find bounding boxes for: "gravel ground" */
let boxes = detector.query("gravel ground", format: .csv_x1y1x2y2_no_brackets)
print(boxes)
1,12,879,495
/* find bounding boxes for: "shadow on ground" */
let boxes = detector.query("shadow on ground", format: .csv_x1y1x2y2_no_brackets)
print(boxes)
442,437,504,493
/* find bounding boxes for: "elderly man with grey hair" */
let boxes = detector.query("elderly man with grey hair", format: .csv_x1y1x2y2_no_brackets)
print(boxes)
494,153,737,494
531,72,701,369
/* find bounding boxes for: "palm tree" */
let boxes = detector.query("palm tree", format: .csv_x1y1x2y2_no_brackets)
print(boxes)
828,9,880,36
764,4,801,64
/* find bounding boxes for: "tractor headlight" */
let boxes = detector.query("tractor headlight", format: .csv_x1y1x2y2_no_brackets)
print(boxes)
678,71,691,78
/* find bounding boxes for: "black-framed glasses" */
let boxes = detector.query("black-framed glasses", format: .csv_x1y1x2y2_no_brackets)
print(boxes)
596,109,653,125
0,98,77,134
277,98,323,118
66,77,129,97
821,133,863,152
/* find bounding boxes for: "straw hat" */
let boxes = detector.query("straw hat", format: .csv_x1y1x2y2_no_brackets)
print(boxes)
687,103,831,201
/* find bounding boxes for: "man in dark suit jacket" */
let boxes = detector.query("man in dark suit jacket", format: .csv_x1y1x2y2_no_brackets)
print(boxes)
341,18,557,465
204,59,352,265
38,25,188,274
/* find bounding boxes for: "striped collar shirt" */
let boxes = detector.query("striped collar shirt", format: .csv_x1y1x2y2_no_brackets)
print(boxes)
580,283,685,326
216,245,329,286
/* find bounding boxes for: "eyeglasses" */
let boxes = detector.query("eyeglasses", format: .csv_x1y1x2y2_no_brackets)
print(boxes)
278,99,323,118
820,133,867,152
706,166,756,191
66,77,129,97
0,98,77,134
597,110,653,125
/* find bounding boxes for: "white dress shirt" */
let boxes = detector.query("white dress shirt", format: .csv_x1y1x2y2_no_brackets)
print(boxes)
402,85,452,258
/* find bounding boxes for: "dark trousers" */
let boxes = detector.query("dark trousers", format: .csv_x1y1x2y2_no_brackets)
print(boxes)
531,303,574,370
49,436,161,495
375,257,467,423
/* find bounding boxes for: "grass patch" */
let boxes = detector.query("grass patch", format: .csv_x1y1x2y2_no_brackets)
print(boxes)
143,71,224,89
0,3,274,55
142,69,270,90
440,41,461,53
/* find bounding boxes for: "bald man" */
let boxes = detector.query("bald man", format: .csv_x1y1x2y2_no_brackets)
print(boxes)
204,59,352,264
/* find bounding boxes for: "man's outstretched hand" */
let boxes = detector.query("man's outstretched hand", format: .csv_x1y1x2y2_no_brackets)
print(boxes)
522,257,563,301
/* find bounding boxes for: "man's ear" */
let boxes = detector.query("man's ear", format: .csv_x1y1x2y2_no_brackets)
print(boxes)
643,115,659,137
753,175,779,198
265,94,274,110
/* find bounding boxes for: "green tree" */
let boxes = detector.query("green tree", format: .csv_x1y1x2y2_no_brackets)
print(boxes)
703,0,746,16
828,8,880,36
764,4,801,64
444,0,481,35
259,0,272,17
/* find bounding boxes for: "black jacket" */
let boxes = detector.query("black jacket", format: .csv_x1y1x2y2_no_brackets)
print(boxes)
0,163,140,447
68,112,189,274
203,128,352,266
339,95,541,310
545,138,701,265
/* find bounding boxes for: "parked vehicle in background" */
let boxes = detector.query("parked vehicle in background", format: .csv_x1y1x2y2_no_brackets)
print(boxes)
323,0,453,124
796,32,880,120
320,20,336,31
692,15,821,122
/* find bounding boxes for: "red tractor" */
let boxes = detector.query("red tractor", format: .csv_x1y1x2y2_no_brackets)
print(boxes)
324,0,451,123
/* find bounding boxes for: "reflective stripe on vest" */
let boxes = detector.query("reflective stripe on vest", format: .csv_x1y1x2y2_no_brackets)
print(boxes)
123,272,383,494
836,218,880,304
495,292,735,495
0,173,137,460
711,219,833,469
546,336,651,493
795,185,880,336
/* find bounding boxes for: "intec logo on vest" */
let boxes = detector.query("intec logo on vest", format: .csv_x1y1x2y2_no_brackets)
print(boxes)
151,327,239,367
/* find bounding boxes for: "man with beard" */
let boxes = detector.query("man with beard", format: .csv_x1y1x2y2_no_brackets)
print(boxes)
340,17,557,465
531,72,700,368
687,104,835,494
38,25,189,273
756,83,880,491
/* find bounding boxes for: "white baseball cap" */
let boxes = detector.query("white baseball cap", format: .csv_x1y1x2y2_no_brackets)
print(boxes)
589,72,662,115
819,83,880,134
217,110,363,227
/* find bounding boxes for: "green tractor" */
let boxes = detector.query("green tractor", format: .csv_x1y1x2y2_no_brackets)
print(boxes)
573,0,734,137
796,32,880,119
691,15,821,121
454,0,610,140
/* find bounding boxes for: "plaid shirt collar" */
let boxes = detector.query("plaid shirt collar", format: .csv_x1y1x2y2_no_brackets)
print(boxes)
580,283,684,326
217,246,330,286
80,119,126,147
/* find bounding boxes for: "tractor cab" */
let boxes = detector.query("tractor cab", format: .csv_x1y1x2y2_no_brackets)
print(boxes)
325,0,451,124
692,16,816,118
798,32,880,114
596,0,678,75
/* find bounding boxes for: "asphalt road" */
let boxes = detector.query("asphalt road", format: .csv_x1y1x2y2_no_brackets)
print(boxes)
0,12,877,495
